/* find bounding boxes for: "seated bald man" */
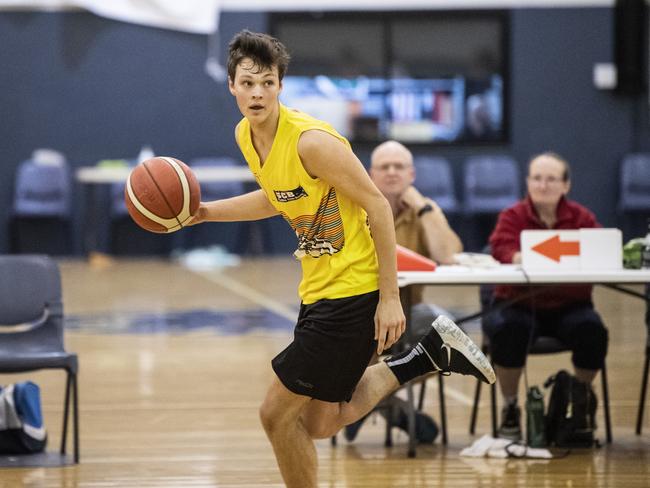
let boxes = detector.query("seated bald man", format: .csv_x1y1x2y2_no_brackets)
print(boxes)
370,140,463,345
344,141,464,443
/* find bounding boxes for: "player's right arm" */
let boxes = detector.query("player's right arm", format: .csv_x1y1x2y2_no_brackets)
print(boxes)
192,190,279,223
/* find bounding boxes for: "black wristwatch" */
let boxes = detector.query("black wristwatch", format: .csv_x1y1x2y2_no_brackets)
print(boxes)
417,203,434,217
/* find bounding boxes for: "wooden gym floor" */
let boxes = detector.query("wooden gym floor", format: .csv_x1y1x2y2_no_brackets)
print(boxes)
1,256,649,487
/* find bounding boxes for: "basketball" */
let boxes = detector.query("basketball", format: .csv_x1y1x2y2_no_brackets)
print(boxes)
124,157,201,233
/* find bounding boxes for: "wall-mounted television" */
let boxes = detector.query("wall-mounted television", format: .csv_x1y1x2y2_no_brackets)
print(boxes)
272,11,509,146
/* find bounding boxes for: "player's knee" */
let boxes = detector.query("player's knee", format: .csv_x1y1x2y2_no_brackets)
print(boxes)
259,401,287,435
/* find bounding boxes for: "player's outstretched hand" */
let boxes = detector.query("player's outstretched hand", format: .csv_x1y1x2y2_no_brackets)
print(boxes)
374,296,406,355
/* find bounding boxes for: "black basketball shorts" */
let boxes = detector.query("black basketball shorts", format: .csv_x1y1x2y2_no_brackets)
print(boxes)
272,290,379,403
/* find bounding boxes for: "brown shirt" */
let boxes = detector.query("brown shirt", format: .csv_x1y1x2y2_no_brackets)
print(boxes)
395,206,430,304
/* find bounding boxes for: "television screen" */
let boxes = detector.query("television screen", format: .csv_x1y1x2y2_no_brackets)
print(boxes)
273,11,508,145
281,75,503,144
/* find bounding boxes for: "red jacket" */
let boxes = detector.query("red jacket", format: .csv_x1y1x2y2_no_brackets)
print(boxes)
489,196,600,309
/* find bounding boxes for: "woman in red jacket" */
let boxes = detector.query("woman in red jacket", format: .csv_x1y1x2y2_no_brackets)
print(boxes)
485,151,608,442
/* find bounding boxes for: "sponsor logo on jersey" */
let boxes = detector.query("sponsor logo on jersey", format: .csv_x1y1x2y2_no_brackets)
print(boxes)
281,188,345,259
274,186,308,202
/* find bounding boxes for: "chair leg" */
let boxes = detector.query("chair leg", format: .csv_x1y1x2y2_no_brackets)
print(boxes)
600,364,612,444
490,382,498,438
330,434,337,446
469,379,482,435
417,380,426,411
73,373,80,463
60,372,72,455
416,375,449,445
438,374,448,445
636,353,649,435
406,383,416,458
468,342,493,436
384,412,393,447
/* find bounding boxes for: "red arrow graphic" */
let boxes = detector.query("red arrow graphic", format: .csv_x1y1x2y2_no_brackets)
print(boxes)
531,235,580,262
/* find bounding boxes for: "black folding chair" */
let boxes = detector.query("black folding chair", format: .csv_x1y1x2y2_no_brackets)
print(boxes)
0,255,79,465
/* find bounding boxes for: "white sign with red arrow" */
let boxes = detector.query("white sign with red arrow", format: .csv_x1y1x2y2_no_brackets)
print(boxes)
521,228,622,271
521,230,581,270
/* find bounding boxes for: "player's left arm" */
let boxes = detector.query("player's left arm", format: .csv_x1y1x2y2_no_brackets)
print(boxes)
298,130,405,355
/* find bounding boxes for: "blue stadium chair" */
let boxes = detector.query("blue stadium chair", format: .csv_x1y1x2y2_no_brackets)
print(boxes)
618,153,650,213
461,156,521,251
413,156,459,214
10,155,73,255
463,155,521,215
109,180,130,220
618,153,650,240
0,255,79,465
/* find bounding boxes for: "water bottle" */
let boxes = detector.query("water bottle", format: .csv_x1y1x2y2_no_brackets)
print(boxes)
642,218,650,269
526,385,546,448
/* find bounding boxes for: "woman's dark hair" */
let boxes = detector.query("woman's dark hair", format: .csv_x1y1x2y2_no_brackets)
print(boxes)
227,30,290,81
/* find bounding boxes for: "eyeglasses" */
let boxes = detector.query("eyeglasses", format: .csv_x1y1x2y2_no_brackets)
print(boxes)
527,175,564,185
372,162,411,172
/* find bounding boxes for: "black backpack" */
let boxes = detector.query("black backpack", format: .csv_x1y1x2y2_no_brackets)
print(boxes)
544,370,597,448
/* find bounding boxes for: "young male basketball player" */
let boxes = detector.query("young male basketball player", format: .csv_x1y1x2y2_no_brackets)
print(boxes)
190,30,495,488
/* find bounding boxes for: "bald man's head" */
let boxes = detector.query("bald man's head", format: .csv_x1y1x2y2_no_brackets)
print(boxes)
369,140,415,198
370,140,413,169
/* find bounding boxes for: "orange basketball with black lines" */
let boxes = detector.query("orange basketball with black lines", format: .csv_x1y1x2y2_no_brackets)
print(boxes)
125,157,201,233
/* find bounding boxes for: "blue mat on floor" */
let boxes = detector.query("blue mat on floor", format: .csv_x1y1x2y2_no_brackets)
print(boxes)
66,308,295,335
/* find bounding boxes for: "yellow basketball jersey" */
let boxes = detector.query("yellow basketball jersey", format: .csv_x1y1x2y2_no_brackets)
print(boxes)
237,104,378,303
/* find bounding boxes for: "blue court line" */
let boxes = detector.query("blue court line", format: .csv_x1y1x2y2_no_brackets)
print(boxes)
65,308,295,335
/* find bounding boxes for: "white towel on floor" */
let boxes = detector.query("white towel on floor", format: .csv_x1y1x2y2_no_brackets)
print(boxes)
461,434,553,459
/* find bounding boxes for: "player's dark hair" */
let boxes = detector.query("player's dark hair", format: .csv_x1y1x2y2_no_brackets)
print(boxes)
227,30,290,82
529,151,571,181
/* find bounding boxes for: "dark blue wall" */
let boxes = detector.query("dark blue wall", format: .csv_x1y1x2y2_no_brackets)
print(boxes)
1,8,648,254
508,8,649,224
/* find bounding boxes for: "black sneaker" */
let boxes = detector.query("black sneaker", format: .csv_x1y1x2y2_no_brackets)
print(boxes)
418,316,496,384
499,403,522,441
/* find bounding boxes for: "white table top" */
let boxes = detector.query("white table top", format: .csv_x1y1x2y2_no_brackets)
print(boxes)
76,165,255,183
398,265,650,286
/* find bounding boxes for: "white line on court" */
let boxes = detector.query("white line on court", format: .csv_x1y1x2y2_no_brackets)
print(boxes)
191,267,474,406
191,269,298,322
441,386,474,406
